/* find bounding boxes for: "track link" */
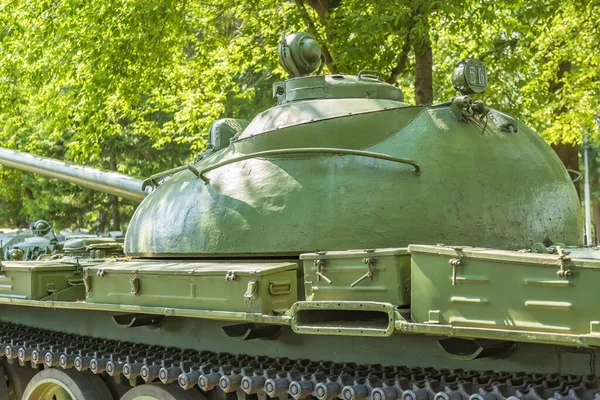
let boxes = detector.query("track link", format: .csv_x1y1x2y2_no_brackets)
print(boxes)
1,322,599,400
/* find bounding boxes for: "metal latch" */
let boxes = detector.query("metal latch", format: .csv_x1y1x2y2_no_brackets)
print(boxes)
130,276,140,296
449,258,462,285
351,257,375,287
244,280,258,300
314,259,332,284
83,269,91,296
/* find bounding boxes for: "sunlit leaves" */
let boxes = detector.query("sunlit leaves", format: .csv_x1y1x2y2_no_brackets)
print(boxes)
432,0,599,143
0,0,598,229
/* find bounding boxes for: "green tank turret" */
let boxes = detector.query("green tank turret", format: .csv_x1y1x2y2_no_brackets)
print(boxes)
0,33,596,400
124,34,580,257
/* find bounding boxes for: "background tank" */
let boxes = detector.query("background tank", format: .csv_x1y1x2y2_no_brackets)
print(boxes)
0,220,61,261
0,227,30,260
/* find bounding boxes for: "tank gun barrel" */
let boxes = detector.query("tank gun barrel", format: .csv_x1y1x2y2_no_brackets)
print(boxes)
0,147,148,202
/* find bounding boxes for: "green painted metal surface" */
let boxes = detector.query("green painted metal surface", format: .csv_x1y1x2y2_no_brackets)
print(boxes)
410,244,600,337
0,262,79,300
300,248,411,305
1,305,598,376
0,36,594,386
84,260,298,314
126,98,581,257
0,54,582,258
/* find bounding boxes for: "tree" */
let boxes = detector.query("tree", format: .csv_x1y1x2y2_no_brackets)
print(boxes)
0,0,598,230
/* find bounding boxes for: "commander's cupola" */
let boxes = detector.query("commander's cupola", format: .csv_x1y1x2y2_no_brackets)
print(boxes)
272,32,404,105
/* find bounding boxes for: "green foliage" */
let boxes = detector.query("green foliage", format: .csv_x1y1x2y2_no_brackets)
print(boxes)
0,0,274,229
432,0,600,143
0,0,598,229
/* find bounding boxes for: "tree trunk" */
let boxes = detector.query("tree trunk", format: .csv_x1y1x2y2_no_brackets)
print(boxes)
97,207,107,233
414,43,433,105
548,62,580,198
593,203,600,246
109,149,120,231
413,1,433,107
551,142,580,198
295,0,338,73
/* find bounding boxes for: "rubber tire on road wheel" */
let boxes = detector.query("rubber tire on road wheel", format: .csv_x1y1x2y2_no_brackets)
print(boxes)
0,365,11,399
121,383,206,400
1,359,37,399
22,368,112,400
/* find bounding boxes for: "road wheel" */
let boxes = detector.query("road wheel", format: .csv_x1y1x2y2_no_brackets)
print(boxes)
1,359,37,399
22,368,112,400
121,383,206,400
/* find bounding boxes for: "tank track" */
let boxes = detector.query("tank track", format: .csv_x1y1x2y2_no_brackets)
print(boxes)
1,322,599,400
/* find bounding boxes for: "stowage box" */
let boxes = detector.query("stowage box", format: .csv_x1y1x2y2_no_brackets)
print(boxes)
410,245,600,336
84,260,298,315
300,248,411,305
0,261,79,300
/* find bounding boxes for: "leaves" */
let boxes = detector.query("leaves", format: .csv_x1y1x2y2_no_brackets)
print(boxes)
0,0,598,229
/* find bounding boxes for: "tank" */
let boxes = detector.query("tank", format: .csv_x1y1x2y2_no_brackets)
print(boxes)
0,227,30,260
0,33,596,400
0,220,63,261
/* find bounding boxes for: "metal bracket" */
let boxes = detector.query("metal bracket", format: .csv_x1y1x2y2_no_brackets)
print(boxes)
350,257,375,287
221,323,282,341
141,164,200,191
438,338,516,360
112,313,164,328
314,259,332,284
450,96,474,122
488,109,518,133
556,246,573,278
130,276,140,296
449,258,462,285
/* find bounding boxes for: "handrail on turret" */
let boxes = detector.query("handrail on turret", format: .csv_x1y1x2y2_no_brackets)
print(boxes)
567,169,583,184
141,165,200,190
198,148,420,184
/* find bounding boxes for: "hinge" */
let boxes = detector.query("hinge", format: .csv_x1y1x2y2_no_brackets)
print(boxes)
449,258,462,285
225,271,236,281
556,246,573,278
